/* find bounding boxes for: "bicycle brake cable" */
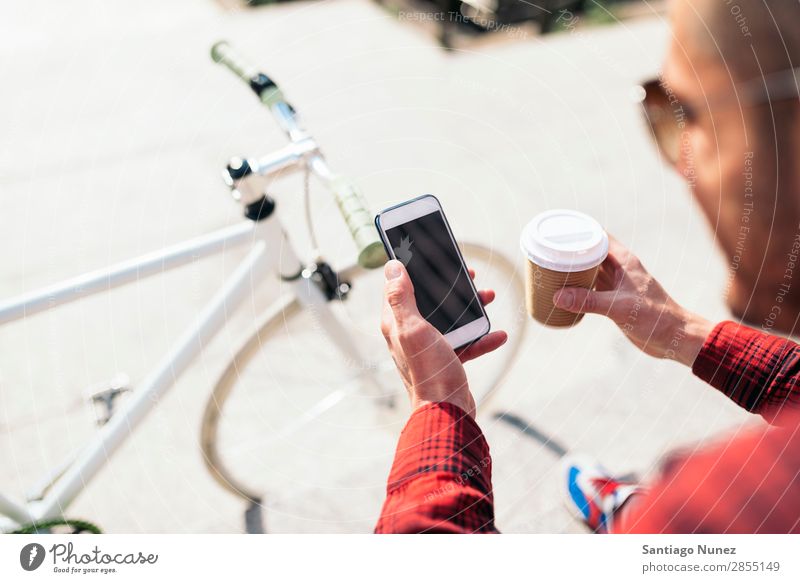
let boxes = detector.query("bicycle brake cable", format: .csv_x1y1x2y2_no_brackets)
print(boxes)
303,165,322,262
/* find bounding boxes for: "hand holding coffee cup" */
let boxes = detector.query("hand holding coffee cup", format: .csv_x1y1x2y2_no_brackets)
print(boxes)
520,210,609,327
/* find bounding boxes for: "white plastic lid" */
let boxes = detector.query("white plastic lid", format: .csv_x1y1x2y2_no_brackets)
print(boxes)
520,209,609,272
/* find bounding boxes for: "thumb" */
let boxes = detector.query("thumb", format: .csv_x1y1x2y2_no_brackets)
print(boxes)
384,260,421,324
553,287,614,315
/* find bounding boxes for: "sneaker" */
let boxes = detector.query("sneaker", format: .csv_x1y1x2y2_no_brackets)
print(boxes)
562,454,642,534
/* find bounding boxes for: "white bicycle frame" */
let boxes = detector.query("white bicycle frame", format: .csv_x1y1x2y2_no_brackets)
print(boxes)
0,141,382,534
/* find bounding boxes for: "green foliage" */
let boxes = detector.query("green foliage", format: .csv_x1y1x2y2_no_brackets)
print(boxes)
584,0,623,25
551,0,635,31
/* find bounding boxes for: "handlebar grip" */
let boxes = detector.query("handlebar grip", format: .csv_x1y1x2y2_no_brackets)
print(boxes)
330,177,386,269
210,41,257,83
211,41,285,108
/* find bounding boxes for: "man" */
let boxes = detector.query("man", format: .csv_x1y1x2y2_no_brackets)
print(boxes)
643,0,800,333
375,252,800,533
374,0,800,533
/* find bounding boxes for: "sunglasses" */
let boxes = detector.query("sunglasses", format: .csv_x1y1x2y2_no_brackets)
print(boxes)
634,66,800,165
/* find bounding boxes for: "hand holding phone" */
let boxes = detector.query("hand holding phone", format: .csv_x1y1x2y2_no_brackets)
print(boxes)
380,259,507,417
375,195,491,349
376,195,508,417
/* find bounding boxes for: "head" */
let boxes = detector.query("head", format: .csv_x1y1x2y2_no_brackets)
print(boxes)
662,0,800,332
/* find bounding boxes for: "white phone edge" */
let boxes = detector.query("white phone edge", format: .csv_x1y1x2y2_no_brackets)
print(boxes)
375,194,491,350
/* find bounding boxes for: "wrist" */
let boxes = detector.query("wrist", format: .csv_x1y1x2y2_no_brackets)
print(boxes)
410,390,475,419
668,310,714,367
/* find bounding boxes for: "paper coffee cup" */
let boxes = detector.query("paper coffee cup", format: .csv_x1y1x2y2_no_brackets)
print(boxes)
520,210,609,327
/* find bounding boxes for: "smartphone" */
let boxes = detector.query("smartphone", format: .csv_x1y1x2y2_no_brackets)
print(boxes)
375,194,490,349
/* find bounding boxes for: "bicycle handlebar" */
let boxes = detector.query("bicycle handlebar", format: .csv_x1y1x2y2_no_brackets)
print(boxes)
210,41,256,84
329,177,387,269
211,41,386,269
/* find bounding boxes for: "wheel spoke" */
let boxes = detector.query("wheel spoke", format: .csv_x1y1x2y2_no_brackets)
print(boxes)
222,384,357,458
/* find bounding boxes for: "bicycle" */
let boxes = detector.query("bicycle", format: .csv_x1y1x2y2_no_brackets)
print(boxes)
0,42,526,533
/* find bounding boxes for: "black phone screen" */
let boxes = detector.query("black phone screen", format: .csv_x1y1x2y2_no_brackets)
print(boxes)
385,210,483,334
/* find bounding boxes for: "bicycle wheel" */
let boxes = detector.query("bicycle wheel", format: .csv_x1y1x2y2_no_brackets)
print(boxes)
200,243,526,532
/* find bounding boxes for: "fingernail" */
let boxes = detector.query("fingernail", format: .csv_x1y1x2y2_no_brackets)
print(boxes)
385,260,402,280
554,289,574,308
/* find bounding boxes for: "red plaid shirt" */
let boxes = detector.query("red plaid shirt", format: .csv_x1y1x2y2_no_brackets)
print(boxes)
375,321,800,534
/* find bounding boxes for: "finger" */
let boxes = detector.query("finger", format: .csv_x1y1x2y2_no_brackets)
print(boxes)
458,330,508,363
468,268,475,280
595,261,619,290
595,236,628,289
607,233,626,254
553,287,616,315
605,235,630,265
478,289,495,306
383,260,422,326
607,236,642,272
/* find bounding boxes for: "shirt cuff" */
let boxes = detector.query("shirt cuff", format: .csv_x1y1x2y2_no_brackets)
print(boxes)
692,321,746,379
691,320,792,412
386,402,492,496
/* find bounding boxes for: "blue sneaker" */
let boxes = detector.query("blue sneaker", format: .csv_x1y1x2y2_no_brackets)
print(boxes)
562,455,642,534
